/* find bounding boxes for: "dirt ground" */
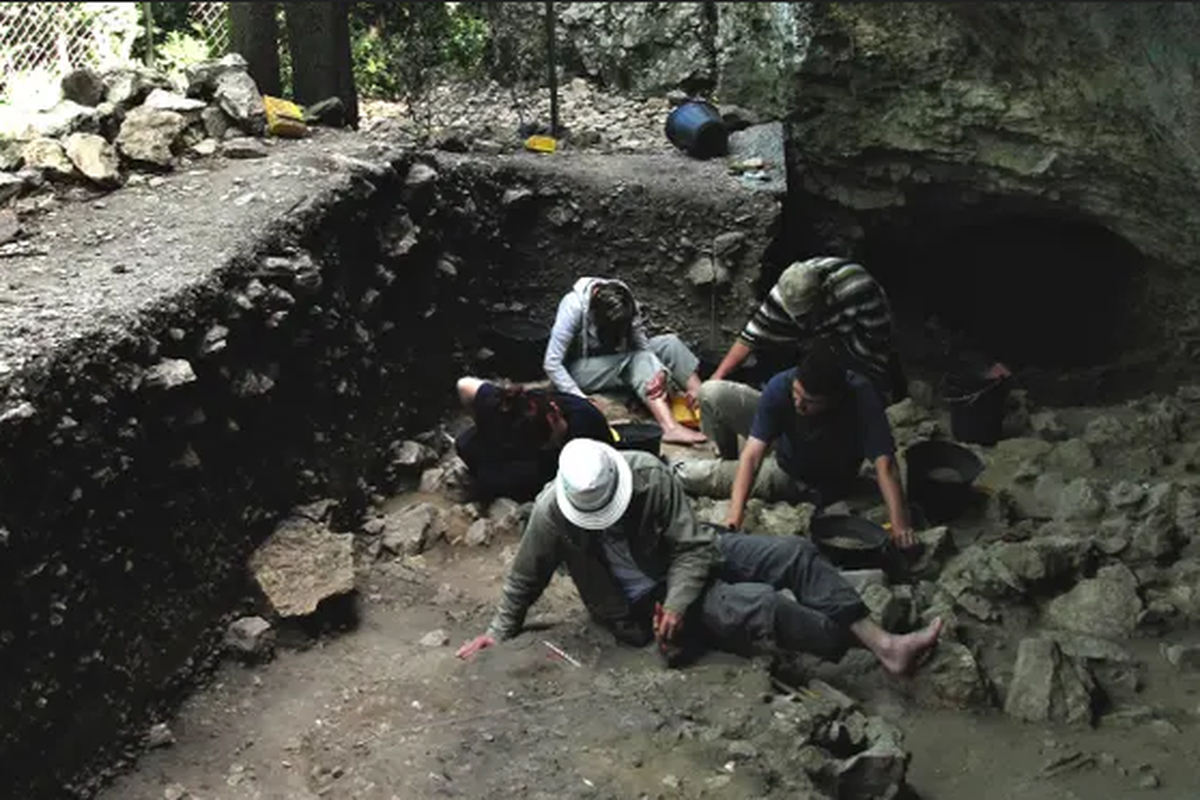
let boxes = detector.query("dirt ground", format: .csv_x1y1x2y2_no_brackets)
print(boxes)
95,504,1200,800
98,392,1200,800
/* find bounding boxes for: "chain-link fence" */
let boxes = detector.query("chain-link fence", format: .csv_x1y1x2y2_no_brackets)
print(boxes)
0,2,230,104
188,2,231,58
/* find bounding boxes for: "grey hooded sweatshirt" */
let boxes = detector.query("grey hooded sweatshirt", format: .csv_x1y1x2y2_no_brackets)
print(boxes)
543,277,651,397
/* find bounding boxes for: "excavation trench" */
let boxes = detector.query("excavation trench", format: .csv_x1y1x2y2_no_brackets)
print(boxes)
0,143,779,798
2,131,1197,797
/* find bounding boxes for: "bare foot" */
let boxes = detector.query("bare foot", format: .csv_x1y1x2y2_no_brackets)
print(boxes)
661,424,708,446
877,617,943,676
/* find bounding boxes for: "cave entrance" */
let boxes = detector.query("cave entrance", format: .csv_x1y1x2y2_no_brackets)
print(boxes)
861,208,1146,378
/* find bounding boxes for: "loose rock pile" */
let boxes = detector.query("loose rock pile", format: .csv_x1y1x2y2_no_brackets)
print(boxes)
362,77,765,156
0,54,344,221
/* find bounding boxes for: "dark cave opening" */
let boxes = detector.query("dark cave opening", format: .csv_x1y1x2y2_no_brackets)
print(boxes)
860,208,1146,374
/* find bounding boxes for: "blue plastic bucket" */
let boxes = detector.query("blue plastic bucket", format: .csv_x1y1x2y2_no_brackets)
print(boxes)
665,101,728,159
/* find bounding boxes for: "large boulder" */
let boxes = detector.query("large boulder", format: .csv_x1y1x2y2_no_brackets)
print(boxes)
103,66,170,109
116,107,187,167
61,68,107,107
184,53,265,135
249,516,355,617
1004,637,1097,726
63,133,121,187
1044,564,1143,639
21,138,76,179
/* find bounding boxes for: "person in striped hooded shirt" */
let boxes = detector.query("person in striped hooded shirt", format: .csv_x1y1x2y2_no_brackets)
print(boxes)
709,256,898,401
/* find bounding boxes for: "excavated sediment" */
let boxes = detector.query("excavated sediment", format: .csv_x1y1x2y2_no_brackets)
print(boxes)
0,136,779,798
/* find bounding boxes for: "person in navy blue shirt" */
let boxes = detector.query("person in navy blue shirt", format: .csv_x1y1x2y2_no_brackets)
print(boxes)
675,338,917,549
454,377,615,502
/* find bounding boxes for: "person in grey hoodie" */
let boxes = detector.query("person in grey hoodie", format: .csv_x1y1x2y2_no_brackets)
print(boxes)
543,277,708,445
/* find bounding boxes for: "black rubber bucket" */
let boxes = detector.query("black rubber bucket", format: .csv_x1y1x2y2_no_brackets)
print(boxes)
482,317,549,381
904,440,985,524
611,422,663,456
944,371,1010,446
810,515,902,574
665,101,729,159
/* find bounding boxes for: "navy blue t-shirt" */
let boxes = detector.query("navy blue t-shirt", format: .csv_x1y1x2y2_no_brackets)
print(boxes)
749,368,895,486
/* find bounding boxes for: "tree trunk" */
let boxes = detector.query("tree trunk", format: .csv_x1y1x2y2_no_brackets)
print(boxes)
284,2,359,128
229,2,282,97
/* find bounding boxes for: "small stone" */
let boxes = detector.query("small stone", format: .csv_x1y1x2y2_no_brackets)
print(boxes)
381,503,441,556
191,138,219,157
0,208,22,245
201,106,230,139
221,137,268,159
163,783,191,800
405,163,438,188
465,518,494,547
1162,642,1200,671
501,187,533,207
1139,773,1160,789
420,629,449,647
304,96,347,127
1147,719,1180,737
1045,564,1143,640
687,255,729,287
488,497,525,537
661,774,680,789
143,359,197,390
146,723,175,748
224,616,274,661
392,440,438,471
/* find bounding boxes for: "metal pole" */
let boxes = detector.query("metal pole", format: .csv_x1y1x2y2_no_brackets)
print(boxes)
544,1,558,137
142,2,155,69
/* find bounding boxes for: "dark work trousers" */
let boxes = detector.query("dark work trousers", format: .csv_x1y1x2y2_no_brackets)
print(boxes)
622,533,869,662
701,533,868,661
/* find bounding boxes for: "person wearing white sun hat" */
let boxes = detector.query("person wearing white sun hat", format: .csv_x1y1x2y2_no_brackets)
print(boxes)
457,439,944,675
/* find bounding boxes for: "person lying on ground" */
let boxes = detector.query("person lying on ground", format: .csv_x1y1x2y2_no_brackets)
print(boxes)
675,338,919,550
708,256,905,401
454,377,615,503
542,276,707,446
456,438,942,673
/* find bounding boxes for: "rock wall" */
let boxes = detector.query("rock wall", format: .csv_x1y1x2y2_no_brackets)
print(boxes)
0,152,528,798
483,3,799,116
784,2,1200,304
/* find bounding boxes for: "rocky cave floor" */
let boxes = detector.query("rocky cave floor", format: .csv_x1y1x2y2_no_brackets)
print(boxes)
97,384,1200,800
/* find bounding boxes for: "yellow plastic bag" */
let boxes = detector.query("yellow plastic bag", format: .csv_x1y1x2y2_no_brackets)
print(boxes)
263,95,309,139
671,396,701,429
524,135,557,153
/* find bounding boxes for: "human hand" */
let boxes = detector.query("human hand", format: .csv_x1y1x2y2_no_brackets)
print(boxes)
890,527,917,550
456,634,496,660
645,370,668,401
653,602,684,645
684,386,700,411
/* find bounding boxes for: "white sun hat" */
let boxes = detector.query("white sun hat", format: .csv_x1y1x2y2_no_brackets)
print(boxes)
555,438,633,530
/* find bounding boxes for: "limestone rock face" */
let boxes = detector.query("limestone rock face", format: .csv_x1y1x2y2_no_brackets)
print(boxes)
784,2,1200,283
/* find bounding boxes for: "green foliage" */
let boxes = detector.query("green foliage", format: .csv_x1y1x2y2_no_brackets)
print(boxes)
155,28,213,91
349,2,490,100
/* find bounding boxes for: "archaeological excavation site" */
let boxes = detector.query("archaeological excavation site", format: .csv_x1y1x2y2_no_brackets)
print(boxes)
3,3,1200,799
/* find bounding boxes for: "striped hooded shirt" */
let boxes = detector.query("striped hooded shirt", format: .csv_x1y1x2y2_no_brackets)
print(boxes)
738,257,894,384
